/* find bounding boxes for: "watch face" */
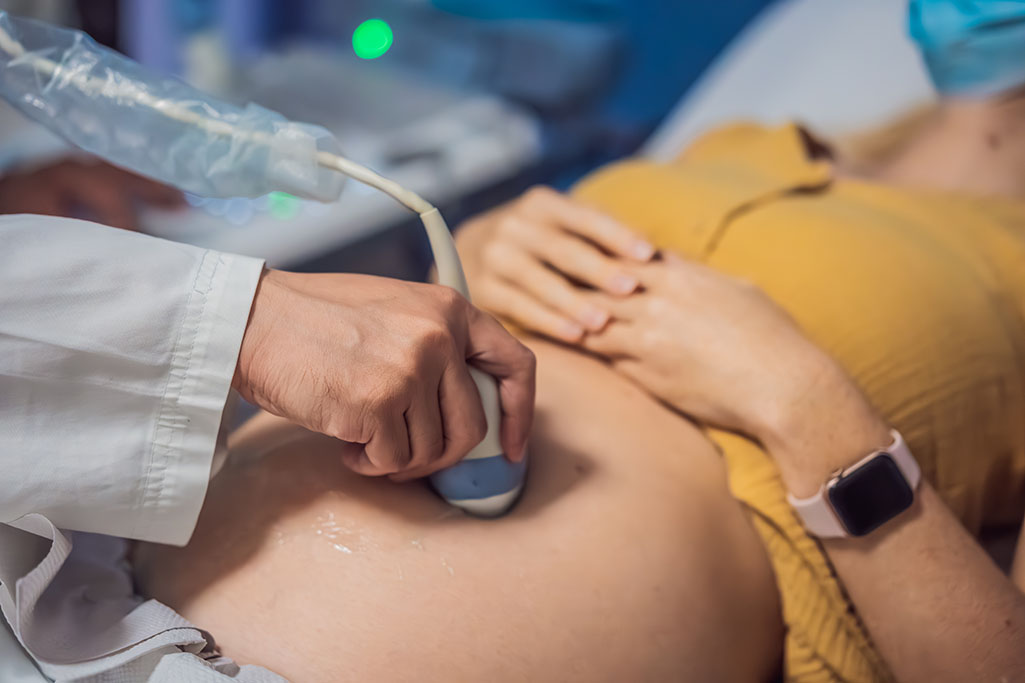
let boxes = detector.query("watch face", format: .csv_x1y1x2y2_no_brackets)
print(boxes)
828,454,914,537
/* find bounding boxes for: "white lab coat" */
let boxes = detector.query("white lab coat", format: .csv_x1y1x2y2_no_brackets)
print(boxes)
0,215,284,681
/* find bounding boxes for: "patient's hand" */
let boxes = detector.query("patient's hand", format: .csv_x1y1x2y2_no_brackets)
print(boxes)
455,186,655,342
580,253,858,440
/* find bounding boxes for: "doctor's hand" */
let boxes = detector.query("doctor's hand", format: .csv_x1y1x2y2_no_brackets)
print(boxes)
233,270,535,479
455,186,656,343
0,158,183,230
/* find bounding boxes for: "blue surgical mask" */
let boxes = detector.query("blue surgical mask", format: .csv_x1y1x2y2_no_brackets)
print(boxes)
909,0,1025,96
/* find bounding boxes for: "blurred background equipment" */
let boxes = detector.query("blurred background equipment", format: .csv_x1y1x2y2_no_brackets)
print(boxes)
0,0,772,276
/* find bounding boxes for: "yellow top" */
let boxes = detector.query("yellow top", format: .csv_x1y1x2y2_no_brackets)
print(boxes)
573,123,1025,682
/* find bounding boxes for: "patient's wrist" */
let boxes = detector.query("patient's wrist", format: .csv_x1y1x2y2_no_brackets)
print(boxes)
756,355,892,498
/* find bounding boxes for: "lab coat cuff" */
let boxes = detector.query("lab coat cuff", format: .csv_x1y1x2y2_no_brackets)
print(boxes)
138,252,264,546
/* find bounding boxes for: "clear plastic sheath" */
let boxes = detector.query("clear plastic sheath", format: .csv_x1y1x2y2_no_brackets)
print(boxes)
0,11,344,201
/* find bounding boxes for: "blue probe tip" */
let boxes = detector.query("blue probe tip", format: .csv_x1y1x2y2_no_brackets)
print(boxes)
429,454,528,517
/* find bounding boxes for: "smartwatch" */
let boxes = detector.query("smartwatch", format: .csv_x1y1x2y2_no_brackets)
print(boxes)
787,429,920,538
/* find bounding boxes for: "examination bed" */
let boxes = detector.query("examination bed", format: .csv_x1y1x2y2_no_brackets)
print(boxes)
0,0,957,678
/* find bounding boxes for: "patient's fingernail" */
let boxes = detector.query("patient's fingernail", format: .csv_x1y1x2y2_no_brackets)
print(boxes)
631,240,656,261
579,306,610,331
559,320,585,341
608,273,639,295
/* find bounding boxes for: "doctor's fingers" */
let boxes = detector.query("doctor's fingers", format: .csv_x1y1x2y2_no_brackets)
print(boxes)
483,242,613,334
391,360,486,482
359,410,413,476
399,380,446,474
464,307,535,463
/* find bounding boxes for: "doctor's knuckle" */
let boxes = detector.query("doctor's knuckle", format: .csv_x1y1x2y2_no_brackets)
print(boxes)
416,320,452,350
367,382,403,413
409,325,457,371
423,435,445,462
467,417,488,445
452,418,486,450
515,344,536,372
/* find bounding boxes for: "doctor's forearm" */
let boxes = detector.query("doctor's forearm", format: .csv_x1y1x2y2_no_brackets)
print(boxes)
0,216,262,542
759,369,1025,682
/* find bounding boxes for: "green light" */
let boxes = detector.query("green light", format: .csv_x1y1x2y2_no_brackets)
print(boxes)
268,191,300,220
352,19,393,60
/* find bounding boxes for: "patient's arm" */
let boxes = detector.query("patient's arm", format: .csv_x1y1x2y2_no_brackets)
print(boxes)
580,253,1025,682
133,340,782,682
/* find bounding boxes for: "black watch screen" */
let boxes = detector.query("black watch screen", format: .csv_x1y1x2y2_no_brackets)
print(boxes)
827,453,914,536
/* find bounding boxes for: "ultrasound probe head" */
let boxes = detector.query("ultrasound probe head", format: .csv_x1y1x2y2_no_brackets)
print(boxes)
415,209,527,517
427,367,527,517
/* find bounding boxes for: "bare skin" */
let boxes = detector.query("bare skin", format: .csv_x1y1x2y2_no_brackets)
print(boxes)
134,338,782,682
855,92,1025,201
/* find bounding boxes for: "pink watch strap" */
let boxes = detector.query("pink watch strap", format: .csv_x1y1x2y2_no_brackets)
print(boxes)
787,430,920,538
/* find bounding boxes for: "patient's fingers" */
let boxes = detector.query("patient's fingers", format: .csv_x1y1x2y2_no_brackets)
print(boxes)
582,253,698,323
487,242,611,332
609,358,662,399
579,320,639,359
478,277,586,342
518,226,642,296
519,186,655,262
621,250,700,290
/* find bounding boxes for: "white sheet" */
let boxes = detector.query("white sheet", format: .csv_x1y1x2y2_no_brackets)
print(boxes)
643,0,936,161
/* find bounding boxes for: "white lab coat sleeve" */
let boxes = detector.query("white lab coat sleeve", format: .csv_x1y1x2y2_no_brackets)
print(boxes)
0,214,264,545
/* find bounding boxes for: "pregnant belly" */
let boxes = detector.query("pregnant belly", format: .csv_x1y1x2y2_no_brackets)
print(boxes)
134,341,781,682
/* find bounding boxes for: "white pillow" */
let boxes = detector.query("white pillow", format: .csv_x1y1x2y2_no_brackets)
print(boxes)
643,0,936,160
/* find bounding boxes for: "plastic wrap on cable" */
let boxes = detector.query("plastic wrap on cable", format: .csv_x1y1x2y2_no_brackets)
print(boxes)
0,11,344,201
